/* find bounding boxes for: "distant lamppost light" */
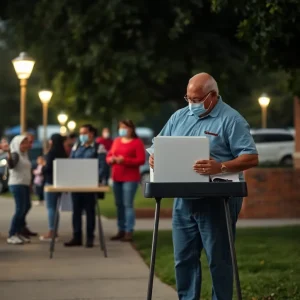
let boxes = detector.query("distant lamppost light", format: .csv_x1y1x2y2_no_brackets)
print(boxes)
57,112,68,126
12,52,35,80
60,126,67,136
258,93,271,128
38,90,53,104
67,120,76,132
258,93,270,108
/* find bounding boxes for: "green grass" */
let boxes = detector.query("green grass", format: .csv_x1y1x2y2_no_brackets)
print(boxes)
2,187,174,218
99,186,173,218
134,226,300,300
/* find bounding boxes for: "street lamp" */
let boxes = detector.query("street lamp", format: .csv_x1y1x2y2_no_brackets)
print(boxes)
258,93,271,128
12,52,35,134
39,90,53,153
67,120,76,132
57,112,68,136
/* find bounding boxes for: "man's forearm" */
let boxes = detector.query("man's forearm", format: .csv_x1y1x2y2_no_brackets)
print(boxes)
223,154,258,173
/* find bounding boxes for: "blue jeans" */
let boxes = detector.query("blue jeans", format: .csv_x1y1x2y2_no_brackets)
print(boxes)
44,183,60,231
9,185,31,237
172,197,243,300
113,181,139,232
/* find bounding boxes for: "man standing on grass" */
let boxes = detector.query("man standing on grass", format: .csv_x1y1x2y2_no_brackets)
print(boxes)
149,73,258,300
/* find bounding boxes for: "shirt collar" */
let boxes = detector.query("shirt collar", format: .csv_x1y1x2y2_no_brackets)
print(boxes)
187,96,223,118
81,142,95,148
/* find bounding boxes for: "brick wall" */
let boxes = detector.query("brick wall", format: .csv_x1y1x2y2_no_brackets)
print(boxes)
240,168,300,218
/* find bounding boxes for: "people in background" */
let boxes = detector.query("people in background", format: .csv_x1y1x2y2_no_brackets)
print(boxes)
107,120,145,242
64,124,99,248
32,156,45,206
96,128,113,185
40,134,68,241
2,136,32,245
20,132,38,237
64,133,78,156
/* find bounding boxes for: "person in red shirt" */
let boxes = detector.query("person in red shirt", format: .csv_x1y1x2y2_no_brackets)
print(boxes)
106,120,145,242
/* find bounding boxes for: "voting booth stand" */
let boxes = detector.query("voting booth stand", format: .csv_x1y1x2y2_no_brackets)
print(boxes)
44,159,110,259
145,137,247,300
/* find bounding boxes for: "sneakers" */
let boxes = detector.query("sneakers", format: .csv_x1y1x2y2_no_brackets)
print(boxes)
18,234,31,243
7,235,24,245
110,231,125,241
39,231,59,242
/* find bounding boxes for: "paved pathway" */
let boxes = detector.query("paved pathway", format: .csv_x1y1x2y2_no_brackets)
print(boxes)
0,197,176,300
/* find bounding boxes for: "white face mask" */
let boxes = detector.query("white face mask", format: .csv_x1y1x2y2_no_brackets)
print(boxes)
103,132,110,138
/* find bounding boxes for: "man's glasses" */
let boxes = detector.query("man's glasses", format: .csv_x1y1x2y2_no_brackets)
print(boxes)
184,91,212,104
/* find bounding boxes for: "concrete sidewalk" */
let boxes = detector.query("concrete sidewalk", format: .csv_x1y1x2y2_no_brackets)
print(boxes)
0,197,177,300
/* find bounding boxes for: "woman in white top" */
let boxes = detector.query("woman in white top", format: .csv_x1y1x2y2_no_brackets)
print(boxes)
3,135,32,245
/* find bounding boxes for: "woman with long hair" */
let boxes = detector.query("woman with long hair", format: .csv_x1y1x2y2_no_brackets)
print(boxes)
40,134,67,241
107,120,145,242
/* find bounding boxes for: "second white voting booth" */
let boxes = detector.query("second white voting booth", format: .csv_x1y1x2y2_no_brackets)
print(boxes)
45,158,109,258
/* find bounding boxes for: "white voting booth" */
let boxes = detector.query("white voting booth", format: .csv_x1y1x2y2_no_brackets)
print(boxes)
53,159,98,211
148,136,210,182
148,136,239,182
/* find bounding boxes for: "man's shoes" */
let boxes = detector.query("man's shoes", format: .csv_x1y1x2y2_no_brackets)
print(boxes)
121,232,133,242
64,238,82,247
22,227,38,237
85,240,94,248
110,231,125,241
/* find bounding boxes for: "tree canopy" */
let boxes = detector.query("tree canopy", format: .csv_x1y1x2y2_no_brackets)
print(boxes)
0,0,297,131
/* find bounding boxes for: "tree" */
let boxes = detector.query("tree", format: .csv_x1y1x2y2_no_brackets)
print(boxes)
1,0,263,119
210,0,300,90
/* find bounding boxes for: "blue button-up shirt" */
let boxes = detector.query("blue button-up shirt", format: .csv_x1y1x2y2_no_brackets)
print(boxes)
71,143,98,159
152,97,257,179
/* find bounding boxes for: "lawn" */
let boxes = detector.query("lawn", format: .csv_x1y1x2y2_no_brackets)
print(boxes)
2,186,174,218
134,226,300,300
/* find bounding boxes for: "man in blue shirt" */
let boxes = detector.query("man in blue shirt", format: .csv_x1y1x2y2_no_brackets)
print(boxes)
149,73,258,300
64,124,100,248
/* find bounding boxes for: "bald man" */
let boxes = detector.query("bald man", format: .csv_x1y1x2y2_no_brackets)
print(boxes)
149,73,258,300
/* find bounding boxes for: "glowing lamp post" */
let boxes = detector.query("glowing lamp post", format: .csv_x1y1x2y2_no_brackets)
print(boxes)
67,120,76,132
57,112,68,136
39,90,53,153
258,93,270,128
12,52,35,134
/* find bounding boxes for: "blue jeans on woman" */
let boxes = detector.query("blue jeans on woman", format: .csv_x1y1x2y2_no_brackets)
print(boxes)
44,183,60,231
9,185,31,237
113,181,139,232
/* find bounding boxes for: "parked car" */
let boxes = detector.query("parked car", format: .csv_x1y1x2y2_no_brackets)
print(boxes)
250,128,295,166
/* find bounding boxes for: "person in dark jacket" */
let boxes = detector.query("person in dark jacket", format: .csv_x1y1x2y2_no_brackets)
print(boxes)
40,134,67,241
64,124,100,248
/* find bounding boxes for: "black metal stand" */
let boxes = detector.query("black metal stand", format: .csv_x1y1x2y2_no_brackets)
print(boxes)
49,193,108,259
146,197,242,300
223,197,242,300
147,198,161,300
50,196,61,259
95,195,108,257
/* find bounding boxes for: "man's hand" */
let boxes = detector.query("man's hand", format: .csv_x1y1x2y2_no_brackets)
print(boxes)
149,154,154,169
193,158,221,175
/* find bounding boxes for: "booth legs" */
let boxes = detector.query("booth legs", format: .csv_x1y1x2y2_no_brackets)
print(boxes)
146,198,161,300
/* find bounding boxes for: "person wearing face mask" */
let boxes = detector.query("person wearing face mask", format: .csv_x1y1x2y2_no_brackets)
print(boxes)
96,128,113,185
1,136,32,245
107,120,146,242
148,73,258,300
64,124,100,248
